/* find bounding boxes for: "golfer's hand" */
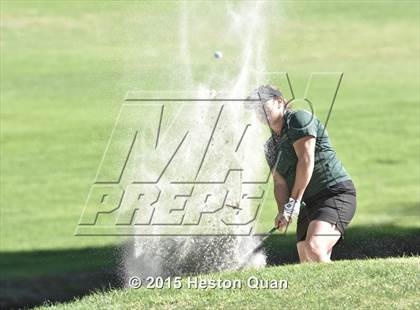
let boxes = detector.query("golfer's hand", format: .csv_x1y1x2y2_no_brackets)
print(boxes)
274,213,289,231
282,198,301,223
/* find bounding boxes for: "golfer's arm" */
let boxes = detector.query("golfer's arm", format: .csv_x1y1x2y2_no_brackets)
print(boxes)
291,136,315,201
272,170,289,213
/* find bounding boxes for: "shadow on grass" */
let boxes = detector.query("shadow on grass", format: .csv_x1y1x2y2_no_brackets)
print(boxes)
264,224,420,265
0,245,124,310
1,225,419,309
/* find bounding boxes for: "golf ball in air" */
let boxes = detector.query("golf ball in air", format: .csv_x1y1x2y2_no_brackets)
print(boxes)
214,51,223,59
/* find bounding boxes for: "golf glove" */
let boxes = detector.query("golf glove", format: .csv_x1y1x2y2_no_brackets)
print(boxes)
282,197,301,219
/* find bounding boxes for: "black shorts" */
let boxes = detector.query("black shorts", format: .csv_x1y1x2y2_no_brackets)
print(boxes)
296,180,356,243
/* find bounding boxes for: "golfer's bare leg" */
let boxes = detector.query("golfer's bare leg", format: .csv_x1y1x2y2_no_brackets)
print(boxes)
305,220,341,262
297,241,308,263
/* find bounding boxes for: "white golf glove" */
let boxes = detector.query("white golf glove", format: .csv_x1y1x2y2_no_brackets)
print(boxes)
282,197,301,220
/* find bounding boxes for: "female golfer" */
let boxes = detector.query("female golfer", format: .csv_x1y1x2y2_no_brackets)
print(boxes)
247,85,356,263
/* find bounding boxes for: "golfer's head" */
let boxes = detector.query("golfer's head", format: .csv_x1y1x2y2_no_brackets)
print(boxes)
246,84,288,126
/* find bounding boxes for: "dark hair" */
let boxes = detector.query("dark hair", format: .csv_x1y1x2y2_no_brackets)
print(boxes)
245,84,291,112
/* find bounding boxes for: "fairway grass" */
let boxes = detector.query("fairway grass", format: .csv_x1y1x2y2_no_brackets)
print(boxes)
1,0,419,253
36,257,419,310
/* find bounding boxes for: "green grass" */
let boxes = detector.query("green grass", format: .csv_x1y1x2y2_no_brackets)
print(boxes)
1,0,418,252
35,257,419,310
0,0,419,308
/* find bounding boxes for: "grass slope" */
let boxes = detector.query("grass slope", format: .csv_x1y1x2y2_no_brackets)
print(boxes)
37,257,419,310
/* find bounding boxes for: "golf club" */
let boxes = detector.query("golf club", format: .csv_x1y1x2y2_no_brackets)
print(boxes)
238,227,277,269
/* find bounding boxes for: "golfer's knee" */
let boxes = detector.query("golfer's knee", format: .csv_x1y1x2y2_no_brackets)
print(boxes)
296,242,308,263
305,239,328,262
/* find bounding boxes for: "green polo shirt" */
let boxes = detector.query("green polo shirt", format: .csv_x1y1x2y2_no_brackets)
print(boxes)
264,110,351,200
